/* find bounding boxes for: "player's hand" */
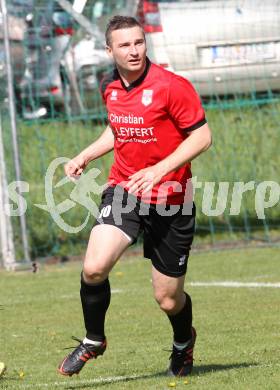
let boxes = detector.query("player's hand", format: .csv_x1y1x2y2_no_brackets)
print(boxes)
127,164,166,195
64,155,87,181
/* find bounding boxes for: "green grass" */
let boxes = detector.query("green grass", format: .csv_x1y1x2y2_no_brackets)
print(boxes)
0,247,279,389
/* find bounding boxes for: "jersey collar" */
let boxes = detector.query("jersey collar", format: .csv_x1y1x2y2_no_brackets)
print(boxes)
115,57,151,92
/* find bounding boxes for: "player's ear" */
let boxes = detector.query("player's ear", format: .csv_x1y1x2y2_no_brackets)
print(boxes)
106,45,113,59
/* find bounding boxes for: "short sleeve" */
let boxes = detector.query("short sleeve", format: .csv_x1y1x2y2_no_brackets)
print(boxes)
167,75,206,131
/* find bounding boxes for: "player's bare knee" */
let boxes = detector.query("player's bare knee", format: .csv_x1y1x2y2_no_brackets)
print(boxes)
154,292,177,314
160,298,178,314
154,288,185,314
83,262,108,283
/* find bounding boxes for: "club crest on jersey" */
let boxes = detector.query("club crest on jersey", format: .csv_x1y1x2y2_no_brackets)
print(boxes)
141,89,153,106
110,90,118,101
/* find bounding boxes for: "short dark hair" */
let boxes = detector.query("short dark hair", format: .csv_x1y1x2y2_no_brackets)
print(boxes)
105,15,144,46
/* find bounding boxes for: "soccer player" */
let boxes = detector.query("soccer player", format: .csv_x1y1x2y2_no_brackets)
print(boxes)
58,16,212,377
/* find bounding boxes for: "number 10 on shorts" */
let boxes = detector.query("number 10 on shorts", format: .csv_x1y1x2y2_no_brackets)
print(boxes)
99,205,112,218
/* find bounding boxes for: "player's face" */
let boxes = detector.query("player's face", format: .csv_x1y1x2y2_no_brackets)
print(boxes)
106,26,147,77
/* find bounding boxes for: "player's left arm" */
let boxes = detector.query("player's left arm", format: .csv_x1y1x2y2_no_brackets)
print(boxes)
160,122,212,172
127,122,212,194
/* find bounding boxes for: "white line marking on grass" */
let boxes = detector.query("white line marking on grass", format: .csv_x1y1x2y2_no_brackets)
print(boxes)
17,374,143,388
112,289,123,293
190,281,280,288
0,290,124,306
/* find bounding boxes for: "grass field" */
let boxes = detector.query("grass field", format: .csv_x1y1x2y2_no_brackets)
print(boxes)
0,246,279,389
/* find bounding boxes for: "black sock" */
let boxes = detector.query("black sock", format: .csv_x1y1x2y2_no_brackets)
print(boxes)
80,275,111,342
167,292,192,343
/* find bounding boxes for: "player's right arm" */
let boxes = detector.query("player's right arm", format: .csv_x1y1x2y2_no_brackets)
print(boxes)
64,125,114,179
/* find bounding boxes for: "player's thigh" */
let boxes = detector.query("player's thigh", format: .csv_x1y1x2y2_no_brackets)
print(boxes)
143,204,196,278
152,265,186,303
84,224,131,276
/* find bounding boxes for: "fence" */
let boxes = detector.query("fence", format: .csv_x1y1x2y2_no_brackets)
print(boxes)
0,0,280,268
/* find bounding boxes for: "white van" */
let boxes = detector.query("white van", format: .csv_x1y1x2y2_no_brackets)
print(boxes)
94,0,280,96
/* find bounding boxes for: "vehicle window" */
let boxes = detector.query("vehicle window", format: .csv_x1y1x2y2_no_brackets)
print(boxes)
151,0,181,2
7,0,34,16
153,0,217,2
93,0,126,17
52,11,73,28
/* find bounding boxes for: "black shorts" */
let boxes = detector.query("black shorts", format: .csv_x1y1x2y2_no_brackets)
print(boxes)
94,186,196,277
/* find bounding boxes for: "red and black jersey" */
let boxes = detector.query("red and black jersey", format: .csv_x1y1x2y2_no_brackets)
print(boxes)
100,58,206,205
